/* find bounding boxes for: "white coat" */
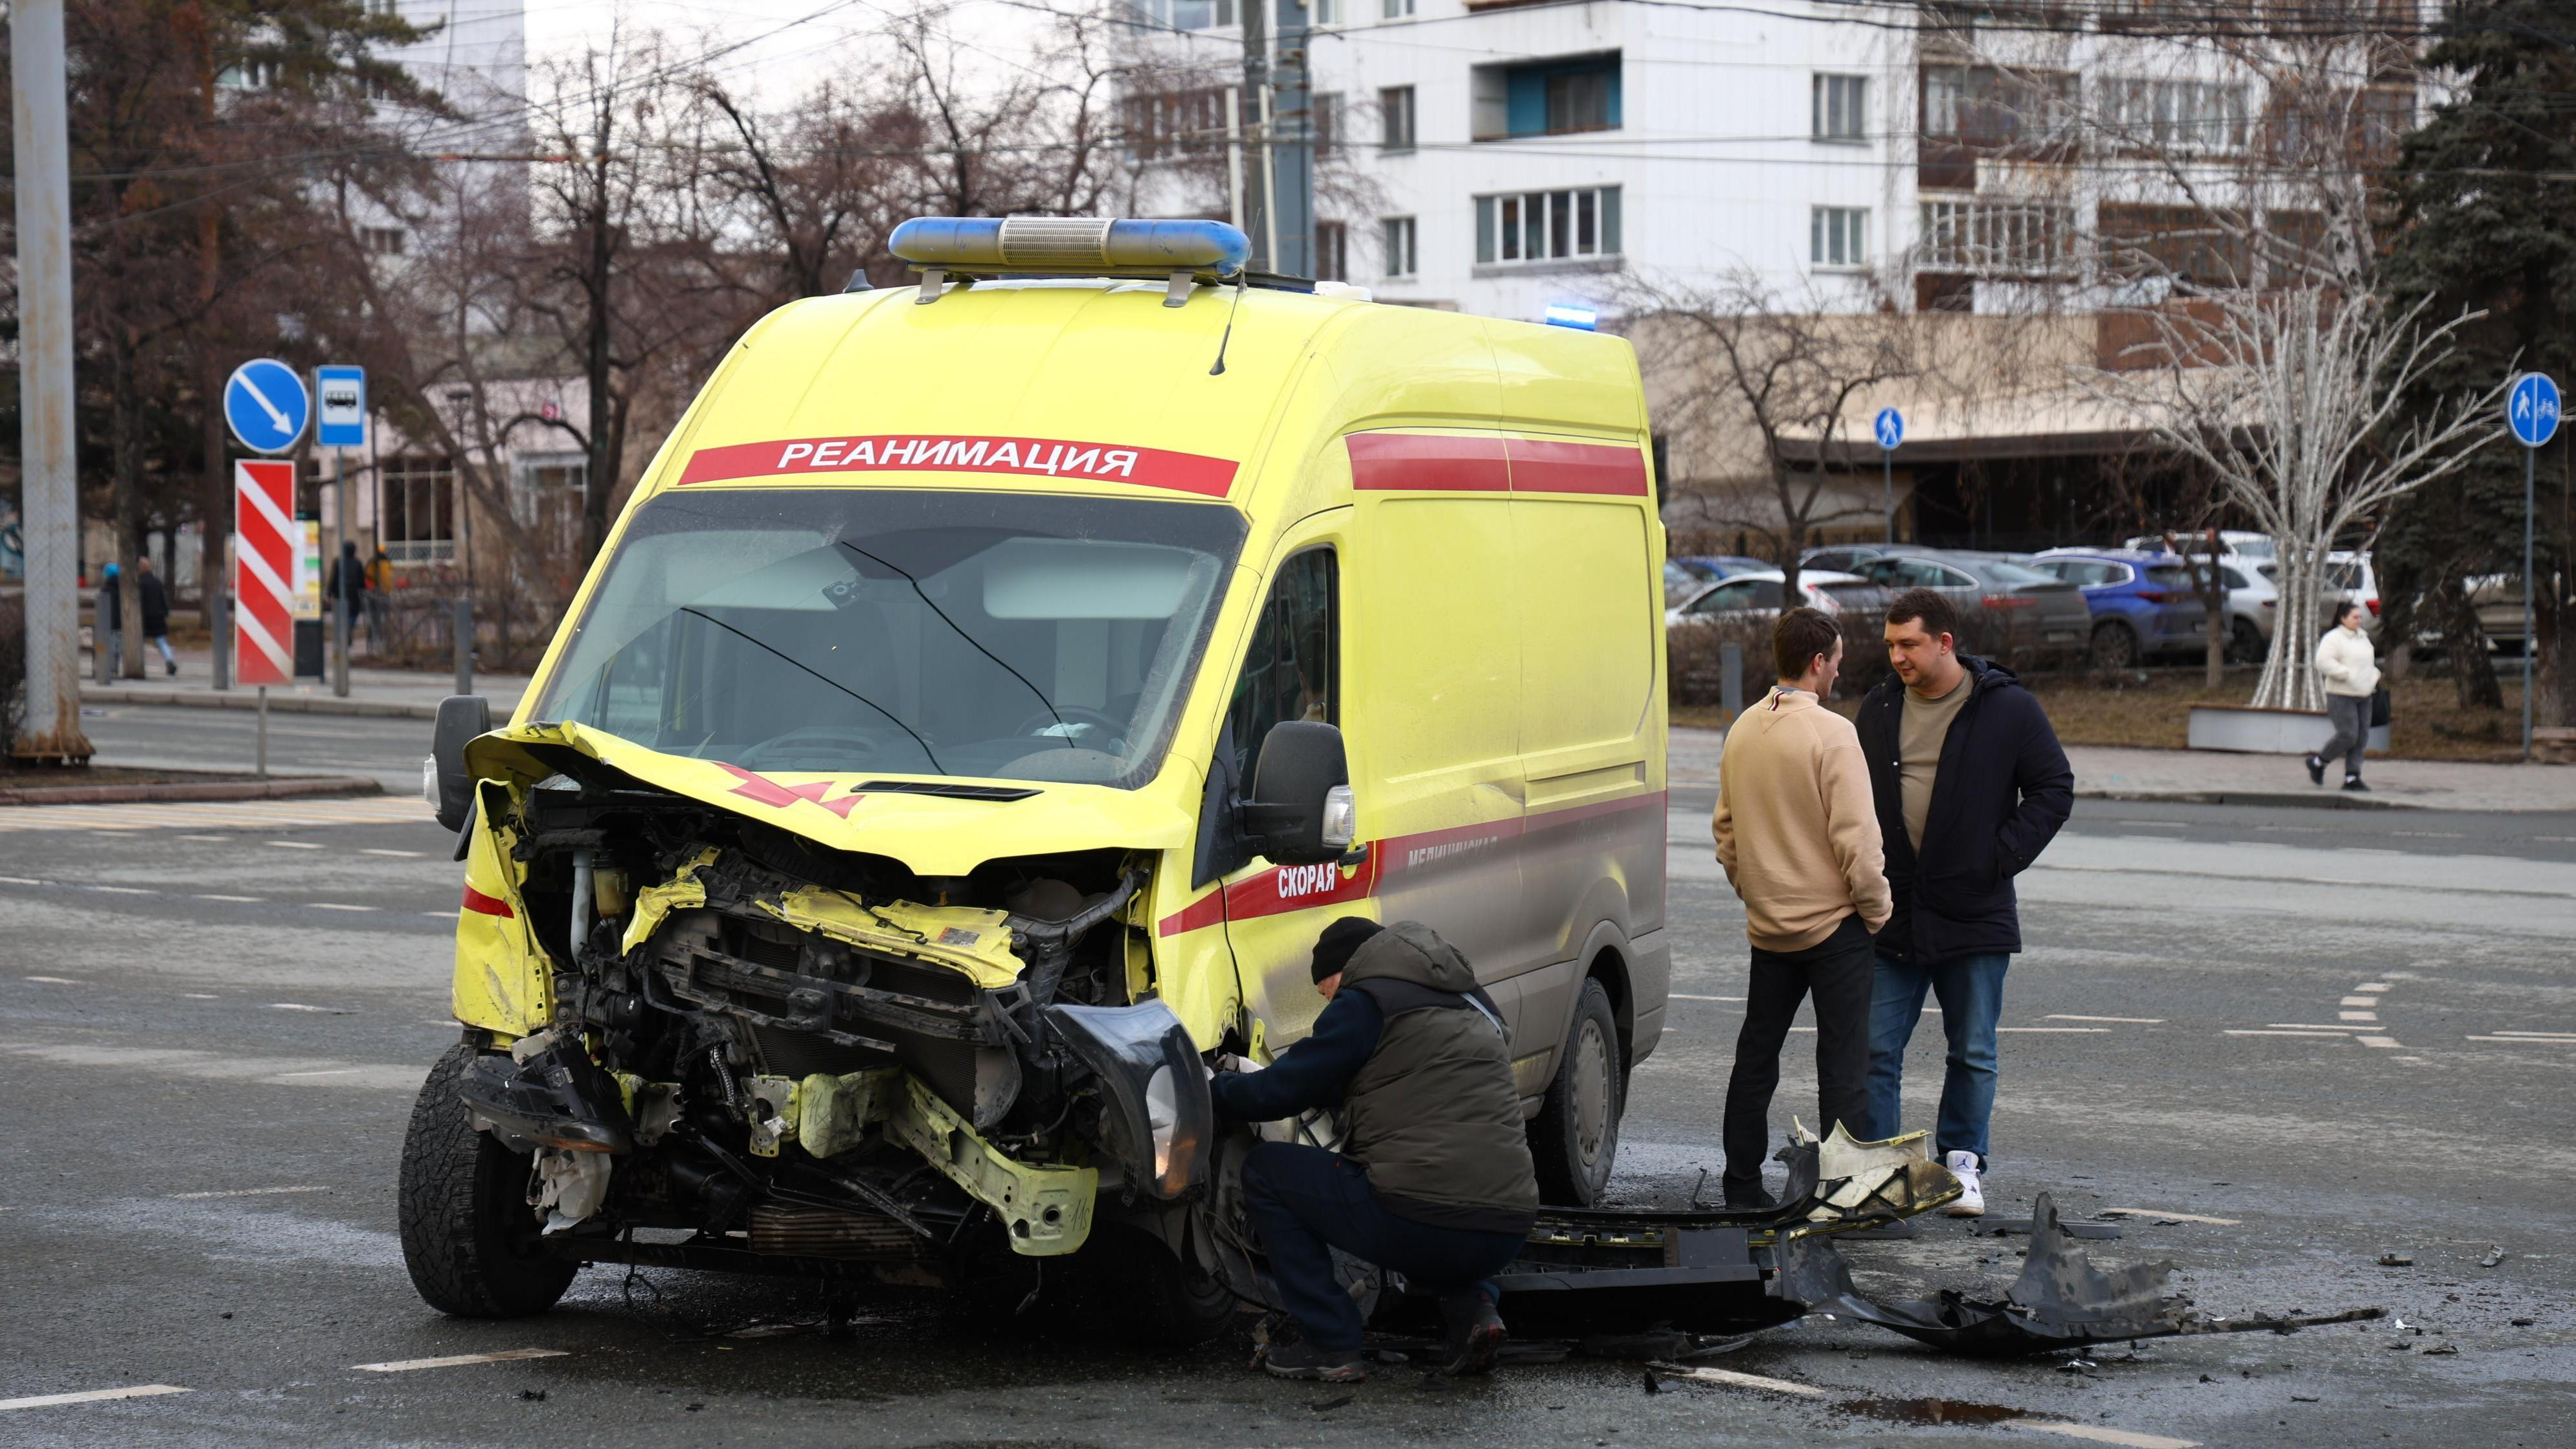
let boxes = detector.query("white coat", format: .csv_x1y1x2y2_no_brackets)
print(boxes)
2314,623,2379,699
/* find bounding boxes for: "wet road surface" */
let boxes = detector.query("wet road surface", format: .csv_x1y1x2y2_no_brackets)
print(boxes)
3,710,2571,1446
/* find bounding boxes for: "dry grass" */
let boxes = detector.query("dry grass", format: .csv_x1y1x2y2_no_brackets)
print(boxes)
1675,668,2535,763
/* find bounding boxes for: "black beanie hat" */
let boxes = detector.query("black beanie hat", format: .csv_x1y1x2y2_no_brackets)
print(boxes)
1310,916,1384,984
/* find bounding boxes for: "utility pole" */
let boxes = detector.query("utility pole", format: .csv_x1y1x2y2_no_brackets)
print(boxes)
11,0,92,764
1270,0,1314,280
1236,0,1271,274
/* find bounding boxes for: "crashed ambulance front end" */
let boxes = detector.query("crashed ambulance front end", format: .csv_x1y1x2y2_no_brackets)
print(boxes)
399,482,1249,1334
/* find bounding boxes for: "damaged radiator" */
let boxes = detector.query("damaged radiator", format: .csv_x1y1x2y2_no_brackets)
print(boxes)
747,1202,924,1262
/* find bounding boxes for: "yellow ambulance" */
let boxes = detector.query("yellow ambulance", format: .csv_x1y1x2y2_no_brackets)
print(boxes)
401,217,1669,1338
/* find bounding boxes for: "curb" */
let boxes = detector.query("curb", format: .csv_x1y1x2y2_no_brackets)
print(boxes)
2076,787,2411,811
0,775,385,807
81,686,444,721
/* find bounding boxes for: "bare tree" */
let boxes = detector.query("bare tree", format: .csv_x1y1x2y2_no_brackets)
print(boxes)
1622,271,1919,598
2086,289,2502,711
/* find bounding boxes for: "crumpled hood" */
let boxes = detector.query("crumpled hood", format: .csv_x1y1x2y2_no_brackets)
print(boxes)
463,720,1195,877
1340,919,1479,994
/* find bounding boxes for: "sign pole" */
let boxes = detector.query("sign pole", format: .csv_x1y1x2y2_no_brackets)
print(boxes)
332,451,350,698
1883,451,1894,544
1873,408,1904,545
256,686,267,779
2526,441,2536,763
2506,372,2559,763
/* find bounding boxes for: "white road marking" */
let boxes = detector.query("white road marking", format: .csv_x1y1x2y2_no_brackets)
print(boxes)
276,1067,365,1078
2390,831,2465,839
169,1185,330,1200
2046,1015,2165,1024
350,1349,570,1373
2357,981,2393,991
1998,1027,2110,1033
1669,993,1745,1002
2112,820,2189,827
2340,1011,2378,1022
0,875,43,884
2227,1029,2347,1037
88,886,152,895
181,993,218,999
310,903,375,912
266,840,324,850
423,910,460,919
1649,1364,1824,1397
2005,1421,2198,1449
0,1384,192,1412
2356,1036,2402,1048
361,848,424,858
25,976,80,985
2255,824,2327,833
0,797,425,833
2340,996,2378,1007
2267,1023,2360,1031
2489,1030,2576,1039
2467,1035,2576,1044
269,1002,348,1014
177,835,232,842
2101,1208,2241,1225
195,894,262,903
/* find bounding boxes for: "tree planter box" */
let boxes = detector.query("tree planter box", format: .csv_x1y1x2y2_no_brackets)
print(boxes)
2187,704,2389,756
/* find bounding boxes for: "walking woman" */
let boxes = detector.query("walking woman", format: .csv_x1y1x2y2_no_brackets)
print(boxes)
2307,601,2379,792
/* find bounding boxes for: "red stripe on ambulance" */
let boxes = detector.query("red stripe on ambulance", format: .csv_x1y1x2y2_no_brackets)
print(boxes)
1347,432,1646,497
676,435,1238,497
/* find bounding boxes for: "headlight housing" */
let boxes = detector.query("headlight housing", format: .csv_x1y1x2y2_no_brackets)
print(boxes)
1044,1000,1213,1199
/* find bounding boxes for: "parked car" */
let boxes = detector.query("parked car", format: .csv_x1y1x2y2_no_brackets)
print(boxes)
1663,555,1772,607
1847,550,2091,662
2027,548,2211,668
1664,569,1873,629
1801,542,1901,574
2246,552,2378,640
2125,529,2274,561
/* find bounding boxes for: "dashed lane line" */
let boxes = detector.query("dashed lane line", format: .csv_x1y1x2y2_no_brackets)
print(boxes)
360,848,424,858
2046,1015,2165,1024
169,1185,330,1200
2357,1036,2402,1048
25,976,80,985
1997,1027,2110,1033
2467,1035,2576,1044
195,893,262,903
2226,1029,2346,1037
2358,981,2393,991
310,903,376,912
265,840,324,850
2340,1011,2379,1022
0,1385,192,1413
269,1003,350,1014
2341,996,2378,1007
350,1349,569,1373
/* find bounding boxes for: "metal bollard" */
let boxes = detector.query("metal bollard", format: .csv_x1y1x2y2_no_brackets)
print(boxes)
453,598,473,696
1721,641,1744,720
211,592,231,691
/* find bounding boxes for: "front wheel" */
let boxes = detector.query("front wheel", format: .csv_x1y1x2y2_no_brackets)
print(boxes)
2091,619,2140,671
398,1043,577,1318
1530,978,1624,1206
2228,617,2265,664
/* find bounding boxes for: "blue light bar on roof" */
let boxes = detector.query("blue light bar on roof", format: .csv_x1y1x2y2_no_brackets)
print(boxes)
1544,302,1599,331
890,216,1250,279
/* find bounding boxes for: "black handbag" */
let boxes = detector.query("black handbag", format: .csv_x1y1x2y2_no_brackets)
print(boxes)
2369,686,2391,728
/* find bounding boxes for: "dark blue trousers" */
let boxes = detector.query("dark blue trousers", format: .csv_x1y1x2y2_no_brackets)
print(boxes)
1239,1141,1525,1351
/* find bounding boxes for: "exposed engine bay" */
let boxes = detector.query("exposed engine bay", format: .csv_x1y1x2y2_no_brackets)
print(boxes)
451,752,1221,1307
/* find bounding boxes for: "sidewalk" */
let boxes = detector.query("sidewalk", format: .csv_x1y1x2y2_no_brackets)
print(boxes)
79,644,528,720
1673,726,2576,813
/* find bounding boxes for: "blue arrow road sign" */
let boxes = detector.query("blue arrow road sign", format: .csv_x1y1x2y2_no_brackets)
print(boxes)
315,365,367,448
225,359,310,455
1873,407,1904,451
2508,372,2560,449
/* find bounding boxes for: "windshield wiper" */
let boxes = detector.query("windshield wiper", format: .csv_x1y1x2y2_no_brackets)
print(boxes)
675,607,949,774
835,540,1073,749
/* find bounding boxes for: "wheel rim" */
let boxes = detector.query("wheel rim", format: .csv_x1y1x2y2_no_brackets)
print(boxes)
1572,1018,1612,1167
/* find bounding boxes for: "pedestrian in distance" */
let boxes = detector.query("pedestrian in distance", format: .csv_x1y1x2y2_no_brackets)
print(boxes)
1858,589,2073,1218
1211,917,1537,1384
136,556,177,677
2307,601,2378,792
324,540,368,647
1712,607,1891,1209
365,546,394,654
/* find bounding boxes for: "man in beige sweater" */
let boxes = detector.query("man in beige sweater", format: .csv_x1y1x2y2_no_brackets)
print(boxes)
1711,607,1892,1209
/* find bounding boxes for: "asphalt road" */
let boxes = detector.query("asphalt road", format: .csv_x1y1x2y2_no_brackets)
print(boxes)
3,707,2571,1446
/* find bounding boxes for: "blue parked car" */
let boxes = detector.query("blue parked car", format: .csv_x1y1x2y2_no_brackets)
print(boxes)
2028,548,2209,668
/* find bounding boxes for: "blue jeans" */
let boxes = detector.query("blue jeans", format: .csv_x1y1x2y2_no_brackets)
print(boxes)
1864,952,2009,1166
1239,1141,1524,1351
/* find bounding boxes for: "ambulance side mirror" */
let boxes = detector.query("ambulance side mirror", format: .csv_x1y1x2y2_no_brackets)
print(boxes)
430,695,491,833
1241,721,1354,866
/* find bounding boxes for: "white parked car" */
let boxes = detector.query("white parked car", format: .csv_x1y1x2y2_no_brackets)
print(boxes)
1665,570,1874,629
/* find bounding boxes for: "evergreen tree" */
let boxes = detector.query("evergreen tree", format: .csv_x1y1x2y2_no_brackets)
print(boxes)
2380,0,2576,720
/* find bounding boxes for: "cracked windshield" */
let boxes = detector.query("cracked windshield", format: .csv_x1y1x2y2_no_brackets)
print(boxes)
532,489,1245,786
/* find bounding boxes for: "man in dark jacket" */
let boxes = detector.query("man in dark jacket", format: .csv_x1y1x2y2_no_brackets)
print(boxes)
136,557,175,676
1212,916,1539,1383
1857,589,2073,1217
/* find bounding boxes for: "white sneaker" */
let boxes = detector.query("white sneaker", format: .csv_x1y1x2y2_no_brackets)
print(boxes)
1944,1150,1985,1217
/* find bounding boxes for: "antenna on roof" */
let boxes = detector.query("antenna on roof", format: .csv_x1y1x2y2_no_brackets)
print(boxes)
1208,275,1248,377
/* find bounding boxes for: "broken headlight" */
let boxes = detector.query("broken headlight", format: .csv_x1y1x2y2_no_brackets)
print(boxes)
1043,1001,1212,1199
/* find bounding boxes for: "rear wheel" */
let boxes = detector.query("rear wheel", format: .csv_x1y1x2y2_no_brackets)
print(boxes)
2090,620,2140,670
2228,617,2265,664
398,1043,577,1318
1530,978,1623,1206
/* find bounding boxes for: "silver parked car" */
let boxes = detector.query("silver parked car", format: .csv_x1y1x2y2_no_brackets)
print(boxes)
1849,550,2091,662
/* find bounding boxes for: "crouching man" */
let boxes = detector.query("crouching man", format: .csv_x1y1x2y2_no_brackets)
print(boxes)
1212,917,1539,1383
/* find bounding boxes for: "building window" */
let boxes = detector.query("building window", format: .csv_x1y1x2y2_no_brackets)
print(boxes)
1921,65,2075,148
2097,203,2252,287
1918,197,2075,276
1472,52,1620,142
515,455,588,561
1380,85,1416,152
1813,74,1868,142
1313,0,1337,22
1381,216,1417,278
1382,0,1412,16
1312,92,1342,157
379,456,456,564
2099,76,2249,154
367,0,399,14
1121,85,1232,161
1474,186,1620,265
1131,0,1236,30
1315,222,1348,282
1811,207,1868,269
361,226,407,255
219,55,281,91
